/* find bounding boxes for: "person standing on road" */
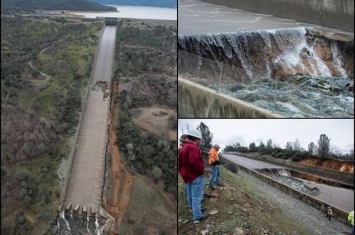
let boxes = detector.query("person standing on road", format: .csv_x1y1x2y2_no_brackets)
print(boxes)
208,144,222,189
348,210,354,235
179,129,209,223
326,206,333,221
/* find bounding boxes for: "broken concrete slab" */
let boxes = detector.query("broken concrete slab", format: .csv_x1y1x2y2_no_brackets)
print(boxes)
74,204,80,213
82,205,87,215
65,202,72,212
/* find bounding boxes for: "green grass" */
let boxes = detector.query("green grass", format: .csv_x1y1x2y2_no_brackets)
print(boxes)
19,22,100,117
178,166,312,235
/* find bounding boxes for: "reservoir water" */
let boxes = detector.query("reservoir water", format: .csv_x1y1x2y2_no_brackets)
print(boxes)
71,5,177,20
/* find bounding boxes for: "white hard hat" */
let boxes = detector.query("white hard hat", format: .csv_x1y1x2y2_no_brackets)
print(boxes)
187,129,202,139
213,144,220,148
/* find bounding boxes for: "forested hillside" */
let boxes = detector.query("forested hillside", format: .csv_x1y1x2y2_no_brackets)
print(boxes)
1,0,116,12
110,19,177,234
114,20,177,195
1,16,102,235
92,0,177,8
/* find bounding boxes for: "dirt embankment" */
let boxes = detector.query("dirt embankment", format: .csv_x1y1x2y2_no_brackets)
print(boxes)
299,158,354,173
130,106,176,141
103,80,135,234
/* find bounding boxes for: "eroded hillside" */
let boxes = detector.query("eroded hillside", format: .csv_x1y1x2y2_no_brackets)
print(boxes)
102,19,177,235
299,158,354,173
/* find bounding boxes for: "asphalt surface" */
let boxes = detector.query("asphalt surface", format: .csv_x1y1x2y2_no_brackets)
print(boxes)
222,153,284,169
178,0,353,36
62,26,116,215
222,153,354,212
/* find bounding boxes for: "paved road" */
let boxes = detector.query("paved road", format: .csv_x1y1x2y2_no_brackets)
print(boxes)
178,0,353,36
222,153,284,169
62,26,116,215
302,179,354,213
222,153,354,212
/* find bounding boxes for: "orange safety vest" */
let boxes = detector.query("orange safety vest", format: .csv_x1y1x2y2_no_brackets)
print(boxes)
208,147,219,165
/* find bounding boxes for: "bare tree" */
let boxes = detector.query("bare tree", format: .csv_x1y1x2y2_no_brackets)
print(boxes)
197,122,213,149
273,143,280,149
266,139,273,149
308,142,316,156
317,134,331,158
293,139,302,151
258,139,265,150
285,141,293,150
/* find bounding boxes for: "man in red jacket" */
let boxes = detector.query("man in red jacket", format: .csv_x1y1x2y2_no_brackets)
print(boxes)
179,129,209,223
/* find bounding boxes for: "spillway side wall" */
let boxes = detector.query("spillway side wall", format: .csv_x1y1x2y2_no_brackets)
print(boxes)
178,78,283,118
225,152,354,186
200,0,354,32
220,156,351,225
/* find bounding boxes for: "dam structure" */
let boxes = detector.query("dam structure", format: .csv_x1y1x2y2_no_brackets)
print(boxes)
59,25,116,219
178,0,354,118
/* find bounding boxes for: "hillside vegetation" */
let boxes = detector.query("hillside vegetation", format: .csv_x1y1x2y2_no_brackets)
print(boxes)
114,20,177,192
112,19,177,234
1,16,102,235
1,0,116,12
178,166,312,235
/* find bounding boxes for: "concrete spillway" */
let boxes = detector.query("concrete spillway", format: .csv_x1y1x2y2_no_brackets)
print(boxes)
222,153,354,213
178,0,354,35
61,26,116,217
178,0,354,118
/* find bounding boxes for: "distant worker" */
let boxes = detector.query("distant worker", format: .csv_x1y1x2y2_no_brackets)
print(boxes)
326,206,333,221
348,210,354,235
208,144,222,189
179,129,209,223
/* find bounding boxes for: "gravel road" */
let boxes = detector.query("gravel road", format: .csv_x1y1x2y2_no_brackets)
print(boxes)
238,170,351,235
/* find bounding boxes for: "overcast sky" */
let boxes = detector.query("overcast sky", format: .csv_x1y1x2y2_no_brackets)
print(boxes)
178,119,354,153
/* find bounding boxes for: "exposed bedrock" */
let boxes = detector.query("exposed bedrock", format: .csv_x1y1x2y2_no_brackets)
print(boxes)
178,28,354,82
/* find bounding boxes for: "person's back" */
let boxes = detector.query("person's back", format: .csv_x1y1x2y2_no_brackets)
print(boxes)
208,147,219,165
208,144,222,188
179,142,204,184
178,134,189,154
178,129,209,223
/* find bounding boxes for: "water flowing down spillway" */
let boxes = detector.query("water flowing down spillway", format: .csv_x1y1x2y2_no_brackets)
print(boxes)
178,28,354,117
48,212,110,235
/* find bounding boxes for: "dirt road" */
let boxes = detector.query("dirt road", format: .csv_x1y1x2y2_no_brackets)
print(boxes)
104,80,135,234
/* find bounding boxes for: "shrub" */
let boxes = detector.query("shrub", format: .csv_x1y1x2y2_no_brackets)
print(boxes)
15,169,31,181
152,167,163,182
224,162,238,174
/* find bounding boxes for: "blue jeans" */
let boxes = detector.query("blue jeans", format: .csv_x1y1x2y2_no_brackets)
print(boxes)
184,184,191,207
209,165,220,186
185,175,205,220
351,225,354,235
